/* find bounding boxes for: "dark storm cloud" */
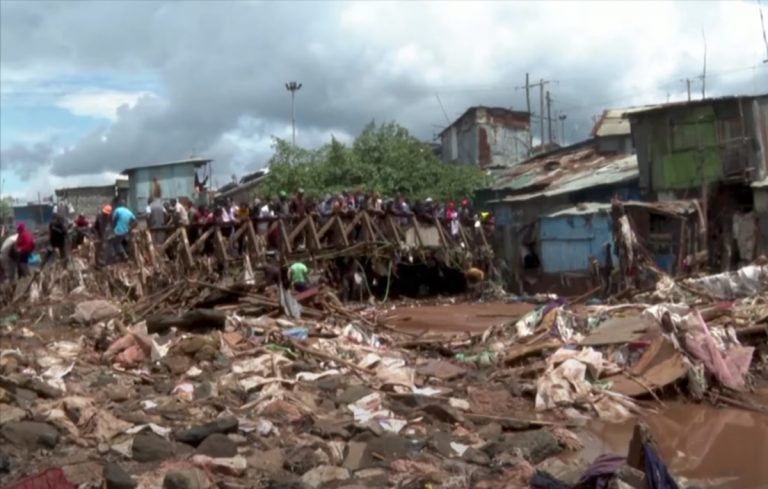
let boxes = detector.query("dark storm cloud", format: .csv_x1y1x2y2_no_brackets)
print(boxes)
0,142,55,179
1,0,765,181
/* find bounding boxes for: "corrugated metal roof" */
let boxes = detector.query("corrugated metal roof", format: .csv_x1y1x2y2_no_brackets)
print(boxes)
752,176,768,188
625,94,767,117
544,199,698,219
546,203,612,217
486,140,638,203
591,105,662,137
121,157,211,174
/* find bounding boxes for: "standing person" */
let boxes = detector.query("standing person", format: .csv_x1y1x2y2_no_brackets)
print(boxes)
93,204,112,267
111,201,136,261
73,213,90,250
0,233,18,283
289,188,306,216
13,222,35,277
445,201,459,237
148,198,166,245
288,261,309,292
45,214,68,265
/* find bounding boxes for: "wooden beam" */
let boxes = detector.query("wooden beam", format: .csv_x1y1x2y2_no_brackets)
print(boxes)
279,218,293,254
306,215,322,250
144,229,158,268
179,227,194,268
158,228,181,254
410,215,424,247
334,216,349,247
213,227,228,264
189,226,215,254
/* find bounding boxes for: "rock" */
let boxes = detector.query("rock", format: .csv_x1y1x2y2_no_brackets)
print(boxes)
72,300,121,324
98,442,110,454
247,448,284,475
311,416,351,438
463,447,491,465
422,403,466,424
196,433,237,458
191,454,247,477
0,421,59,449
174,416,238,445
342,441,367,471
162,356,193,375
476,422,502,440
301,465,350,488
162,469,205,489
105,386,132,402
537,457,590,486
227,433,247,445
483,429,563,464
336,385,371,405
0,404,26,425
104,463,137,489
429,431,456,458
284,447,330,474
0,452,9,473
132,433,174,462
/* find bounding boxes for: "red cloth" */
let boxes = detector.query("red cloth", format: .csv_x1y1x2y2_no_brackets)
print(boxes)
15,223,35,254
2,468,75,489
74,216,90,228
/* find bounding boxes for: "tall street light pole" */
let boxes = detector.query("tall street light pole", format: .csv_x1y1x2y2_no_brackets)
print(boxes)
285,81,302,146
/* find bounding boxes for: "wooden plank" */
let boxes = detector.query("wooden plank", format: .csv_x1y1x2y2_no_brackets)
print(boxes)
410,215,424,247
179,227,194,268
144,229,158,268
189,226,215,254
158,228,181,254
244,220,262,259
213,227,228,264
362,212,377,244
433,216,448,247
386,216,403,245
334,216,349,247
279,219,293,254
306,215,322,250
287,216,308,244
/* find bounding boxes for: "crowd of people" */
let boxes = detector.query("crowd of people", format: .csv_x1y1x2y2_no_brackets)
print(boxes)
0,189,495,283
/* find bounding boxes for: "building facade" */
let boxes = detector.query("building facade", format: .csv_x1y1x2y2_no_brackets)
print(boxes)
122,158,211,212
54,180,128,218
440,107,530,168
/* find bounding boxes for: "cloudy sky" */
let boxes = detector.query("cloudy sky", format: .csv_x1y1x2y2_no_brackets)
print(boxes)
1,0,767,201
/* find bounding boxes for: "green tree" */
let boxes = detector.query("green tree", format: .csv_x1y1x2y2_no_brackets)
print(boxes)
259,121,483,201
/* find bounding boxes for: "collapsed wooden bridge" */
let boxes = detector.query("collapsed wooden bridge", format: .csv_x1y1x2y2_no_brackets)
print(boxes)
131,210,493,280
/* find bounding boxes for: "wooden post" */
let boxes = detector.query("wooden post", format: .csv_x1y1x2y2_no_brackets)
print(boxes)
189,227,215,254
144,229,158,268
306,215,322,250
213,227,228,265
179,227,194,269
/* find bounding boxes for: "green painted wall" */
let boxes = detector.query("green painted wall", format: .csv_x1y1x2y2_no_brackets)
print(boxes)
652,106,722,190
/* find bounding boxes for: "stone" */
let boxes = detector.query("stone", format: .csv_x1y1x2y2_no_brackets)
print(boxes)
429,431,456,458
537,457,590,486
476,422,502,440
196,433,237,458
227,433,247,445
105,385,132,402
0,421,59,449
163,356,193,375
132,433,174,462
483,429,562,464
463,447,491,465
284,447,330,474
0,452,9,473
301,465,350,488
336,385,371,405
98,442,110,454
174,416,238,445
342,441,367,471
421,404,466,424
247,448,284,475
0,404,26,425
311,417,351,438
103,463,138,489
162,469,205,489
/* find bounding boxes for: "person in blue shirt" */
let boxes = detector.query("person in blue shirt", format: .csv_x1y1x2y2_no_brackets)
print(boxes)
111,200,136,261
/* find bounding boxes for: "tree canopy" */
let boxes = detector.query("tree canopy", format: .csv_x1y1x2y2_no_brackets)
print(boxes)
259,121,484,201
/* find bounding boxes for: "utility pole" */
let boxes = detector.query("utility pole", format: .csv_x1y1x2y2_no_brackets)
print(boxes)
682,78,692,101
558,114,567,145
525,73,532,152
546,91,553,144
539,79,545,148
515,76,554,152
285,81,302,146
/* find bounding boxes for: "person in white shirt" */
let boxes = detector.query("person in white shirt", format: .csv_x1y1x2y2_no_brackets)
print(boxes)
173,199,189,225
0,234,19,282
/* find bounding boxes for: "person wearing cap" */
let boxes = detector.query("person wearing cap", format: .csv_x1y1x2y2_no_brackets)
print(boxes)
276,191,290,217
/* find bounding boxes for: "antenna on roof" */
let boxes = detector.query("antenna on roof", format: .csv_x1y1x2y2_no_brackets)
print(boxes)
435,92,451,125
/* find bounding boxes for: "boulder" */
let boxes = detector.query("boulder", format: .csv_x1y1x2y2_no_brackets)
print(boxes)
0,421,59,450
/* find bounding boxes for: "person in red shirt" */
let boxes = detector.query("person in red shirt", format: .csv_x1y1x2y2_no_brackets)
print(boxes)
13,222,35,277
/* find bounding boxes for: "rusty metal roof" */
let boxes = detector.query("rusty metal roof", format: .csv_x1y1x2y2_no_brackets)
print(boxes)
121,157,211,174
591,105,662,137
624,94,768,117
486,139,638,202
545,199,698,219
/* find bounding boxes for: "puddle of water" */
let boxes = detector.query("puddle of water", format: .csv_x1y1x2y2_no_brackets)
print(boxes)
579,401,768,489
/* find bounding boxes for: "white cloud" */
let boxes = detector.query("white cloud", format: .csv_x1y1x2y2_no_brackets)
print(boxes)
3,164,121,201
56,89,156,120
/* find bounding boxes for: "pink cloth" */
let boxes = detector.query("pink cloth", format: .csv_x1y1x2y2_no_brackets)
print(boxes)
683,310,754,391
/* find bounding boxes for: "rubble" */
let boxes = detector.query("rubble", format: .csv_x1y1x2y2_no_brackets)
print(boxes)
0,248,765,489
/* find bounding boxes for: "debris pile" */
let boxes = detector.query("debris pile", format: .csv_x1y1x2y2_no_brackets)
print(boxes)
0,260,766,488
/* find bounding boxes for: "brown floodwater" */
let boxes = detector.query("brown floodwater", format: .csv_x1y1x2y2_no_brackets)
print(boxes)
580,399,768,489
